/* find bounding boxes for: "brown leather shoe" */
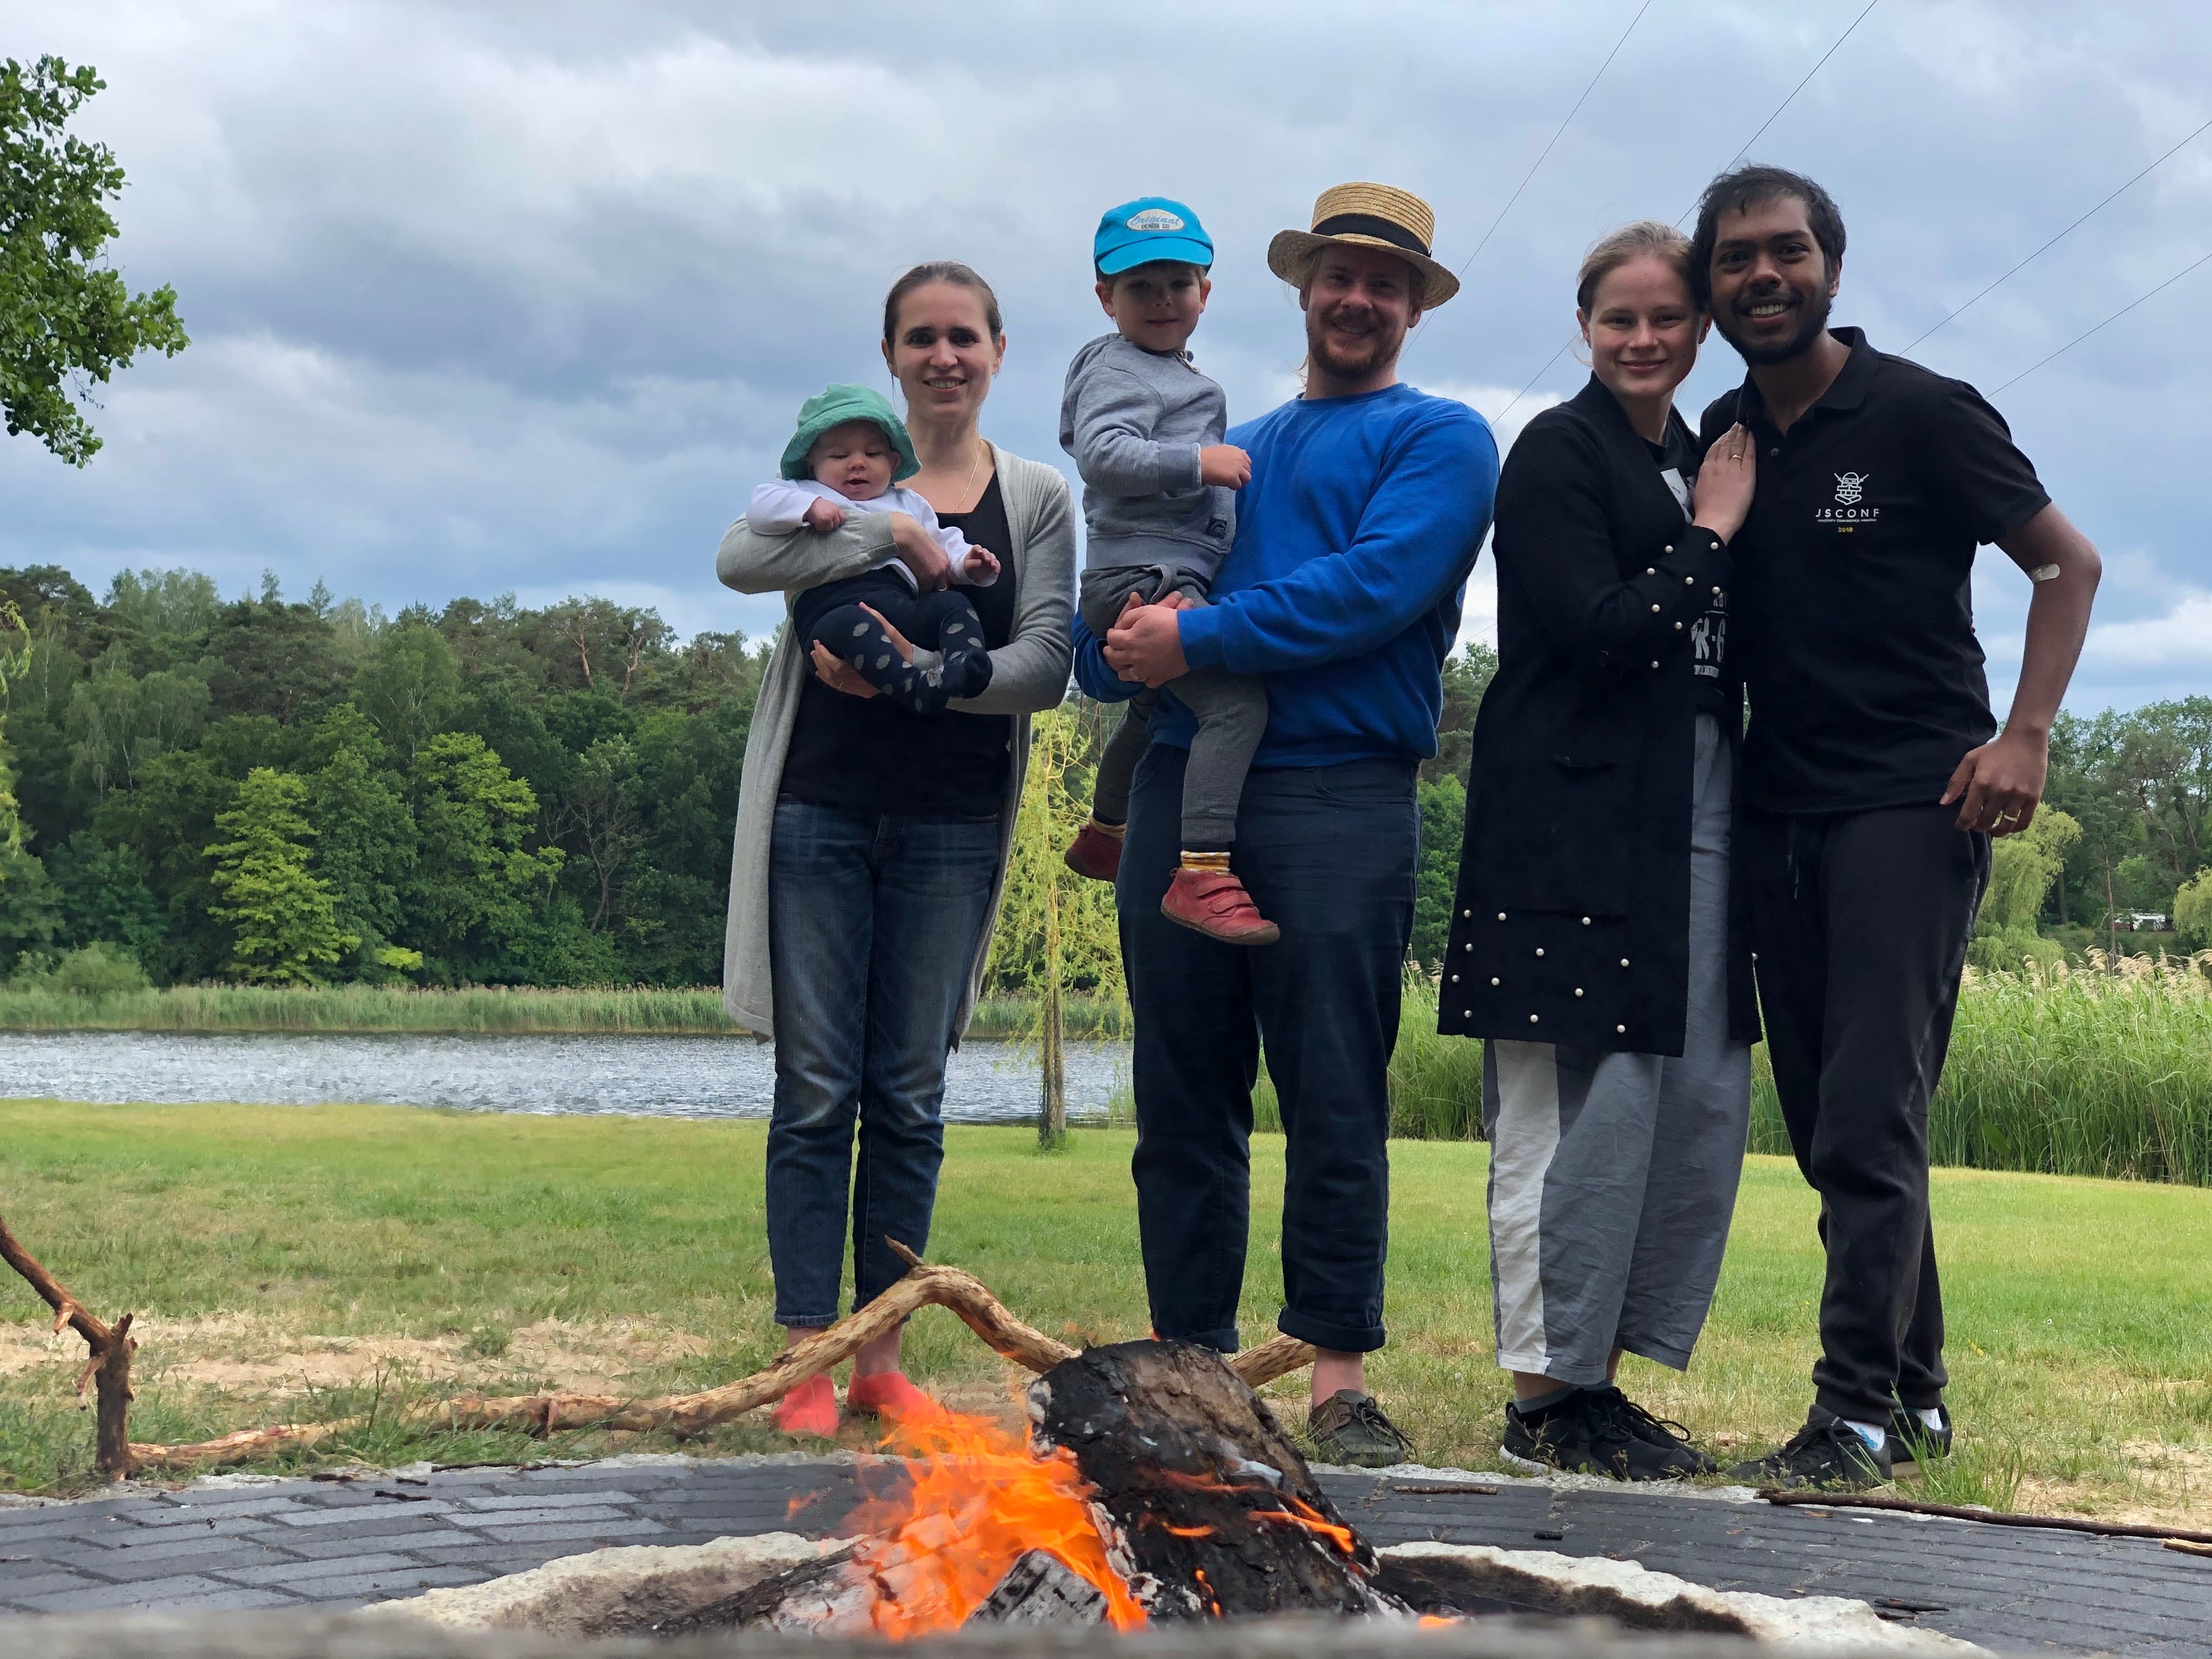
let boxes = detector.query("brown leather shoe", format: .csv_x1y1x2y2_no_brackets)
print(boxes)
1063,820,1125,882
1161,866,1279,945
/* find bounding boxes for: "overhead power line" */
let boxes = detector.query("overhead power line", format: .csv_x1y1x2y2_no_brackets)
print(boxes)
1905,112,2212,352
1488,0,1884,427
1994,246,2212,392
1707,0,1883,182
1456,0,1657,275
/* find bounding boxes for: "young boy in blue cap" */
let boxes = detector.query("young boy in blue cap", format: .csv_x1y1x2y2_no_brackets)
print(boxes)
1060,197,1276,945
751,384,1000,714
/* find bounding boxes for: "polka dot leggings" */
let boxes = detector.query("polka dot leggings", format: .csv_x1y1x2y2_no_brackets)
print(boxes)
810,590,993,713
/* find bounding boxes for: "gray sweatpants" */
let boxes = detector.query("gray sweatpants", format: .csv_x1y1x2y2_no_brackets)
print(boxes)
1483,713,1751,1384
1080,565,1268,850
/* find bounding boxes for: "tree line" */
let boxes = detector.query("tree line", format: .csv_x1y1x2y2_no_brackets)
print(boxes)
0,566,763,989
0,561,2202,995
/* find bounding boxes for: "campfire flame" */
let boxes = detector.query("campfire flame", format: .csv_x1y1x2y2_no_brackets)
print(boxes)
844,1405,1148,1636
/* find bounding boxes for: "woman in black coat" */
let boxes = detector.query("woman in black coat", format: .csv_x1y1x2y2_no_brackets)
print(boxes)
1441,222,1759,1480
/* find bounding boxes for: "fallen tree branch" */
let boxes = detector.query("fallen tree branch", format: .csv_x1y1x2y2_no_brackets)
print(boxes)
119,1242,1323,1475
0,1214,140,1481
1228,1332,1318,1390
1758,1486,2212,1548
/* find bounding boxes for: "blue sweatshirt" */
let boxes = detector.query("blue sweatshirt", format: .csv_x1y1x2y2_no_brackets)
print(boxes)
1073,382,1498,768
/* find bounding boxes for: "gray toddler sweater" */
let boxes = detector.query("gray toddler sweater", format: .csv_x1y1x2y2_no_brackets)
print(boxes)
1059,332,1235,577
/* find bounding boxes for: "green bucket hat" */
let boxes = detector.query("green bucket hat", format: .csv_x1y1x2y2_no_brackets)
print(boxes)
778,384,920,483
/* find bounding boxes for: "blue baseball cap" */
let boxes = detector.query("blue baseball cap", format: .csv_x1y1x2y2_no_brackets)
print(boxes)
1093,196,1214,278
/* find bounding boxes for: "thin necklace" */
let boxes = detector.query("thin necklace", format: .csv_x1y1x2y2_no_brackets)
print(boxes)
955,437,985,509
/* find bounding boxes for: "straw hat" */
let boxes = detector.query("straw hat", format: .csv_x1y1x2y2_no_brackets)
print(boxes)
1266,182,1460,308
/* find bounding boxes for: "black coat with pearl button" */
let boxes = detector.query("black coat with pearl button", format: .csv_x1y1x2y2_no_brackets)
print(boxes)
1440,376,1759,1056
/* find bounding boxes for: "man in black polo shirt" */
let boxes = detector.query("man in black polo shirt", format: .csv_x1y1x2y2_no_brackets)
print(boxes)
1692,165,2102,1489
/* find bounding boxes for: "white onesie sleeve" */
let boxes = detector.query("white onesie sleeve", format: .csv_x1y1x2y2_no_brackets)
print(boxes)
747,479,839,534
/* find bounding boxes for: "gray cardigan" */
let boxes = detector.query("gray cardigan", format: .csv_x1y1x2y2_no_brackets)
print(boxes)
716,445,1076,1037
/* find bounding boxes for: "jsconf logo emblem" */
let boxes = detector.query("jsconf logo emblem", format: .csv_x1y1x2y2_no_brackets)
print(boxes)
1818,471,1880,524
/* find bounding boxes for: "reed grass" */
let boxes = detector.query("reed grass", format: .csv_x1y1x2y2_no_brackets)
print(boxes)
0,983,1132,1041
1747,952,2212,1185
1250,955,2212,1186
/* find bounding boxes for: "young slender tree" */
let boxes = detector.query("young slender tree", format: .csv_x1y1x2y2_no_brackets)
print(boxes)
204,768,356,984
1,57,187,465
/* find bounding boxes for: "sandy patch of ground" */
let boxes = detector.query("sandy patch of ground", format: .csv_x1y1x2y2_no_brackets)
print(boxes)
2014,1440,2212,1531
0,1313,710,1397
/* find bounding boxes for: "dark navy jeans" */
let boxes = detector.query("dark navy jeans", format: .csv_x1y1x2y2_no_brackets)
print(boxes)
765,798,1001,1327
1119,744,1419,1355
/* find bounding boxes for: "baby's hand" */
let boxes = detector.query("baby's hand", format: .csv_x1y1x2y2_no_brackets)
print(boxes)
1199,444,1252,489
962,548,1001,584
802,497,846,531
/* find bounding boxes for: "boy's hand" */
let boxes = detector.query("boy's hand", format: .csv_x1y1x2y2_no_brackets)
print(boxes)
962,547,1001,584
888,512,950,589
1199,444,1252,489
802,497,847,532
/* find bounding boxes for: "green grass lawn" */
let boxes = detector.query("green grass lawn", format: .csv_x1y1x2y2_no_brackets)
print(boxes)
1,1099,2208,1521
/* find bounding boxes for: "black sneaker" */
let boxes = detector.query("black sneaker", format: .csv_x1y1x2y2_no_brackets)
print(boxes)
1587,1386,1719,1476
1500,1389,1704,1481
1726,1409,1892,1491
1888,1403,1953,1470
1307,1390,1414,1468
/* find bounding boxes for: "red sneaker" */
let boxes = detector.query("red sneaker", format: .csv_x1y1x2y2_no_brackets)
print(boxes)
1161,867,1280,946
771,1374,838,1438
1063,820,1125,882
846,1370,943,1424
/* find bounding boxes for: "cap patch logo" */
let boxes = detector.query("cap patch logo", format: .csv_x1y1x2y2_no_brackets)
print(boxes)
1833,471,1869,506
1126,208,1186,233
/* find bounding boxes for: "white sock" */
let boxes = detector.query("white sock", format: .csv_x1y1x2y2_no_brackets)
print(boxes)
1915,1406,1945,1432
1843,1419,1887,1451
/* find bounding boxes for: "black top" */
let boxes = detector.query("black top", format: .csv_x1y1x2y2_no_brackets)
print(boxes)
1642,426,1728,714
1700,327,2050,815
1442,376,1758,1057
778,473,1017,819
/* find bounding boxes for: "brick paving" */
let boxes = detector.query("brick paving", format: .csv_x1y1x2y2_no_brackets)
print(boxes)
0,1455,2202,1652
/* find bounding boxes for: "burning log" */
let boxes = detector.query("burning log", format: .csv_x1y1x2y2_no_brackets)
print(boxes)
968,1550,1112,1626
1030,1339,1406,1620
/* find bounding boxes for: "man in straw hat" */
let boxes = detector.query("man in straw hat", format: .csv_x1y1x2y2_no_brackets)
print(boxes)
1081,182,1498,1465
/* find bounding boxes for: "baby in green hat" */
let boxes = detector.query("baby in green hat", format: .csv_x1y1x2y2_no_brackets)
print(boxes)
749,385,1001,712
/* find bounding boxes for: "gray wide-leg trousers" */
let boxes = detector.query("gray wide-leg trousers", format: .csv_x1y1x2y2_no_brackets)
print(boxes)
1482,714,1751,1383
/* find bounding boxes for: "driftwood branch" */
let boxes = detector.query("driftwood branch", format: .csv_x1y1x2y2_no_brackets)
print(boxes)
1228,1332,1318,1390
0,1213,139,1481
108,1238,1321,1476
1759,1486,2212,1548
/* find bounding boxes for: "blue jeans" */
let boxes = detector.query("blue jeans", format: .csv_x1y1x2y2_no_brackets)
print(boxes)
766,799,1002,1327
1119,746,1419,1355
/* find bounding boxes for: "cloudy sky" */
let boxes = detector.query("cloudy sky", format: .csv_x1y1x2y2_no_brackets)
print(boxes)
9,0,2209,714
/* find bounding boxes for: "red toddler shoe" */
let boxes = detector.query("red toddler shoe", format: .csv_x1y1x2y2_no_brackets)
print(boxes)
1063,820,1125,882
1161,867,1279,946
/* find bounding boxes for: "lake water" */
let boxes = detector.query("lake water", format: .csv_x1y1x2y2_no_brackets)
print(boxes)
0,1031,1131,1124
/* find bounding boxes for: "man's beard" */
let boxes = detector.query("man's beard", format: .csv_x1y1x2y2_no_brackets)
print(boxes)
1716,283,1832,366
1306,305,1403,380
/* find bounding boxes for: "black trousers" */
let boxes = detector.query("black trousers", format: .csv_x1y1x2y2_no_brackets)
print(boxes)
1119,744,1418,1355
1740,803,1989,1424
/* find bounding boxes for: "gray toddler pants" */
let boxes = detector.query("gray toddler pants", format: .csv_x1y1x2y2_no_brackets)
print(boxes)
1080,565,1267,850
1482,713,1751,1384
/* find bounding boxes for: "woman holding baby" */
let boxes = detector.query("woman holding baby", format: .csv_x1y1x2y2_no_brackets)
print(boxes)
715,262,1075,1436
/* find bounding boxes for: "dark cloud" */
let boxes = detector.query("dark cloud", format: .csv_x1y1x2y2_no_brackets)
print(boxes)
7,0,2207,706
